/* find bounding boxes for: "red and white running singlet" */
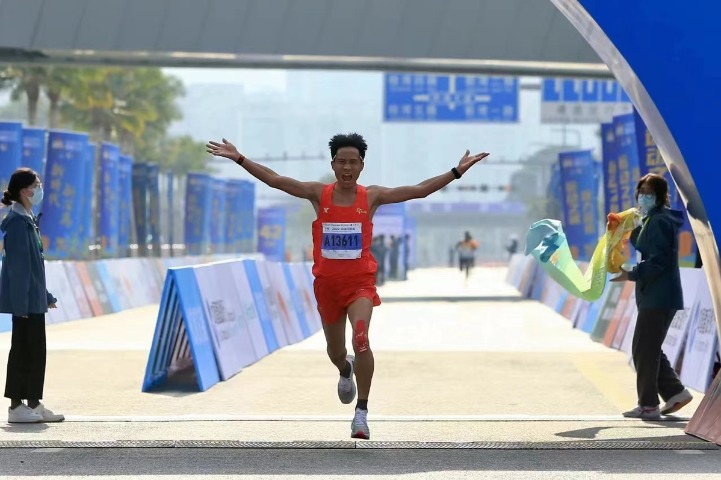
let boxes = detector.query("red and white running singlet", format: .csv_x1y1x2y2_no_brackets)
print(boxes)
311,183,377,279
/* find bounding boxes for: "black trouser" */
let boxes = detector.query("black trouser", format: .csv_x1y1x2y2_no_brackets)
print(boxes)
4,314,46,401
632,308,685,407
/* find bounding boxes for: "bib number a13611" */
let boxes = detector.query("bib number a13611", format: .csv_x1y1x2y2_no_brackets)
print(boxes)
321,222,362,260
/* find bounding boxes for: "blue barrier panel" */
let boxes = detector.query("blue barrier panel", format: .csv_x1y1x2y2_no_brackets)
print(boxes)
242,259,279,353
282,263,311,339
142,267,220,392
93,261,122,313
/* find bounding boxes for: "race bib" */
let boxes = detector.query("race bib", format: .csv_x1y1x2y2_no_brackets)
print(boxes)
321,222,362,260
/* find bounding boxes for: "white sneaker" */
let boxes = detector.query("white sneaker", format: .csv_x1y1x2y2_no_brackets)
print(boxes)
660,389,693,416
337,355,356,405
351,408,370,439
8,404,43,423
31,403,65,423
622,405,661,420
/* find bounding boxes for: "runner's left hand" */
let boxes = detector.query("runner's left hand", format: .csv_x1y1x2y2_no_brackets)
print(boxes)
457,150,490,175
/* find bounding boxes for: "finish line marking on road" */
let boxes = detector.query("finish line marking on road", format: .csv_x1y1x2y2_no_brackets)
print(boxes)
63,414,691,423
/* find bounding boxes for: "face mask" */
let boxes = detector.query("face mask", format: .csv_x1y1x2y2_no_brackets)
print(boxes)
638,193,656,213
29,186,44,206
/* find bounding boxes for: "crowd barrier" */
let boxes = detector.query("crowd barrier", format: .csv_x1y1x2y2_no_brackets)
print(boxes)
142,258,322,392
507,254,720,394
0,255,246,333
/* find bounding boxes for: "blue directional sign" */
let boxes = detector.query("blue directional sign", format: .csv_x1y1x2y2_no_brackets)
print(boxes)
541,78,632,124
384,73,519,123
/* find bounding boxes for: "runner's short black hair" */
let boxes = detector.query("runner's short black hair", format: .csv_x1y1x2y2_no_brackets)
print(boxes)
329,133,367,159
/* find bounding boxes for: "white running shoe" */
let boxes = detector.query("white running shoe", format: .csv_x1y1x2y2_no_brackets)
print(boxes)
622,405,661,420
337,355,356,404
660,389,693,416
31,403,65,423
8,404,43,423
351,408,370,439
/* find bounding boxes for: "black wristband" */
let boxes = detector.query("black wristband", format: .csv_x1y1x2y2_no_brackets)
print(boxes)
236,154,245,166
451,167,462,179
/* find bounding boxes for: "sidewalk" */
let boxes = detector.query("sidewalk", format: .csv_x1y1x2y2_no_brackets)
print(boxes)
0,267,709,448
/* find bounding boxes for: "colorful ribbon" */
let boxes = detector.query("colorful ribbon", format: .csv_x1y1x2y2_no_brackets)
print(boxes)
525,208,640,301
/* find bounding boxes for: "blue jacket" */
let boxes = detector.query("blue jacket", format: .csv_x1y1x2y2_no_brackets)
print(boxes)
0,206,56,317
628,206,684,310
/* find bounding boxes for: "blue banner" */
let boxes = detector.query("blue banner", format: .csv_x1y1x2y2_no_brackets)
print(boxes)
384,74,519,123
210,178,227,254
21,128,45,178
184,173,212,255
225,180,243,252
240,181,256,253
132,163,148,254
601,122,621,214
632,108,679,206
99,143,120,257
0,121,22,191
83,143,96,256
41,131,89,259
166,171,174,251
613,113,641,211
118,155,133,256
147,164,161,254
677,195,698,267
547,163,563,219
559,150,599,261
257,208,285,262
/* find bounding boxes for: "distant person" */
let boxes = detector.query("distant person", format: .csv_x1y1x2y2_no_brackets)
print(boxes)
369,236,387,286
456,231,479,279
207,133,488,439
389,235,401,280
611,173,693,420
505,234,519,260
0,168,63,423
403,233,411,275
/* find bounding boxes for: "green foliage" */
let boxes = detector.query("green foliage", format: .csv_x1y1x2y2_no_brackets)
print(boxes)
146,135,213,175
0,64,207,174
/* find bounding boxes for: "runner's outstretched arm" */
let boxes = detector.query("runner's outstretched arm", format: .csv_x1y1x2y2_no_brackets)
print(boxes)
370,150,489,207
206,138,322,201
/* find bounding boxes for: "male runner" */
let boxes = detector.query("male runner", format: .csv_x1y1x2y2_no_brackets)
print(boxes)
206,133,489,439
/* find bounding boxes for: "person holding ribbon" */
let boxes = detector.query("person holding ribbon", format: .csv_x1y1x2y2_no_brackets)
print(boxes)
207,133,488,439
611,173,693,420
1,168,63,424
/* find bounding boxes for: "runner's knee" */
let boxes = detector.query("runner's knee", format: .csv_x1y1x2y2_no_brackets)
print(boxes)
352,320,370,354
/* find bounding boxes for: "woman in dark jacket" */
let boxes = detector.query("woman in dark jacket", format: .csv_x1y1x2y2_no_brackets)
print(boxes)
0,168,63,423
611,173,693,420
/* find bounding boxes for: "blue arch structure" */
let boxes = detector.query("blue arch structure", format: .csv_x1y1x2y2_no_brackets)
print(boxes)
553,0,721,442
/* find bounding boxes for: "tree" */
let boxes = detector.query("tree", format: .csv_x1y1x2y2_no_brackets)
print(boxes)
0,66,47,125
150,135,213,175
61,67,184,151
44,67,87,128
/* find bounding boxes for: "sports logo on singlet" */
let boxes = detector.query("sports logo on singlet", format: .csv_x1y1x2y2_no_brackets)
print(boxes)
321,222,362,260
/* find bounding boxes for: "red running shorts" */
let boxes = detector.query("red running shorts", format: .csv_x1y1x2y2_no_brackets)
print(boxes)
313,274,381,324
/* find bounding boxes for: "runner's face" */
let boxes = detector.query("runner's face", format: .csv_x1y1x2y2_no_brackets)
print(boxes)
332,147,363,186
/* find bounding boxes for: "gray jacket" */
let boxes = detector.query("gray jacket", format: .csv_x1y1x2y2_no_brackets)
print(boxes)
628,206,684,310
0,205,57,317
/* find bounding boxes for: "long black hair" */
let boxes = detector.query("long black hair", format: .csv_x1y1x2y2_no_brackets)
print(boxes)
2,168,38,206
